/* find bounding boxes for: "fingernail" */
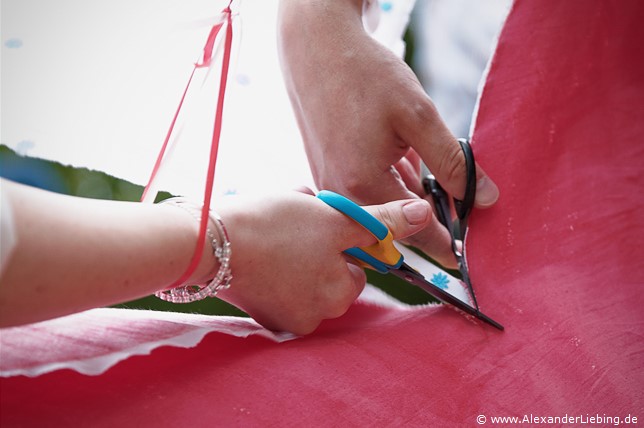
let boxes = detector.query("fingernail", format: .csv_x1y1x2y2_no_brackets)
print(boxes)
475,176,499,207
403,200,430,225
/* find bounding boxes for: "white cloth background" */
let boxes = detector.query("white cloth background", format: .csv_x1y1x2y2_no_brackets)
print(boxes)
2,0,420,203
2,0,304,201
412,0,511,138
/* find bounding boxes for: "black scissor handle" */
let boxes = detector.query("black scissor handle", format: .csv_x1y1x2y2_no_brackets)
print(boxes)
454,138,476,222
422,138,476,227
423,175,450,229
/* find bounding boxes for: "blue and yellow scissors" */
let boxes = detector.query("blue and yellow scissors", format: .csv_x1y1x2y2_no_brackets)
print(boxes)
317,140,503,331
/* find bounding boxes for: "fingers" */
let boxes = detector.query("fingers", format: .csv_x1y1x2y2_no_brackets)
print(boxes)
364,199,432,241
394,92,499,208
359,197,459,269
402,221,456,268
323,174,458,268
393,151,423,196
331,261,367,317
370,195,456,267
322,196,432,250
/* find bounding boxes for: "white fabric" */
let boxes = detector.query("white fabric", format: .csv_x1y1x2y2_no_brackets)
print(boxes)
0,307,297,377
412,0,511,138
2,0,416,203
1,281,449,377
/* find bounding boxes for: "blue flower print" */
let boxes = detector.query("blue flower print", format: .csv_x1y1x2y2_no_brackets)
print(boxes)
430,272,450,289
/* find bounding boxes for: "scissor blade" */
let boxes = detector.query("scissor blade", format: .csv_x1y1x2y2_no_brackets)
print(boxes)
456,253,480,312
424,175,481,312
390,264,504,331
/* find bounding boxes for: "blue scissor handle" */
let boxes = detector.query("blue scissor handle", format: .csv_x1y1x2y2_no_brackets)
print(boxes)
317,190,404,274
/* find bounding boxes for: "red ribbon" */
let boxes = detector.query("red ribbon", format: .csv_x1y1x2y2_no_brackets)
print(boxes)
141,2,234,289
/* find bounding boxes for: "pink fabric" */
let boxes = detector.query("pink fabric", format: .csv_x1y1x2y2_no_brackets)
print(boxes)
0,308,296,377
1,0,643,425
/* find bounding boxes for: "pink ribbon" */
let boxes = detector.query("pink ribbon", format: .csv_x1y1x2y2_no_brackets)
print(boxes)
141,2,234,289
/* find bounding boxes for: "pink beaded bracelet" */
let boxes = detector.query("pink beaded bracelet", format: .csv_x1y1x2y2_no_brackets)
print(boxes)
155,198,232,303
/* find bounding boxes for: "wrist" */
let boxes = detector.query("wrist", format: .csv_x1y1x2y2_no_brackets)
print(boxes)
278,0,370,91
156,198,232,303
158,203,217,284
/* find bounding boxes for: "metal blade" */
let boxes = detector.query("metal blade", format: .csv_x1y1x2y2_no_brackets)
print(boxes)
390,264,504,331
455,250,480,312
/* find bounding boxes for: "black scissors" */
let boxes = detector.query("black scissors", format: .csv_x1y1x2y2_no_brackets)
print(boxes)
422,138,502,329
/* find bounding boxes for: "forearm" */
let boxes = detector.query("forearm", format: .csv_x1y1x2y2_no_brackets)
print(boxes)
279,0,363,24
277,0,380,153
0,180,214,327
277,0,365,78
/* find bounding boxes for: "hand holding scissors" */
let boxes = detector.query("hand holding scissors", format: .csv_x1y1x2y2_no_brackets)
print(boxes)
318,148,504,330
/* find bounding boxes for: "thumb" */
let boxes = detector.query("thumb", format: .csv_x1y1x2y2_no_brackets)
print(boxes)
363,199,432,242
426,138,499,209
395,94,499,208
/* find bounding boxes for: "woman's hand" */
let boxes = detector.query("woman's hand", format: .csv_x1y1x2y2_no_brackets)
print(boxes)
277,0,499,267
0,181,428,333
216,190,431,335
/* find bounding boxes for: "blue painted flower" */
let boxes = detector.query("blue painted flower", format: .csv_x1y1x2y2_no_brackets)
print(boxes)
381,2,393,12
430,272,450,289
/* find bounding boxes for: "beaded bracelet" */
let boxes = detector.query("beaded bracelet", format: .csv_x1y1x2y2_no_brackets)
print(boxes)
155,197,232,303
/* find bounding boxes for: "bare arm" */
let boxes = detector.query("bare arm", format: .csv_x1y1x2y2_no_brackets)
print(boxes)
0,179,214,327
0,179,432,335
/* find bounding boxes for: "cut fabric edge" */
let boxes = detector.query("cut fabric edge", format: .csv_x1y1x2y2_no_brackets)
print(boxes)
468,0,516,139
0,308,295,378
0,284,434,378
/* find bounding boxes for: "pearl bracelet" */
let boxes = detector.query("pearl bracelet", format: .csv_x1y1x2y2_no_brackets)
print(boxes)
155,197,232,303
